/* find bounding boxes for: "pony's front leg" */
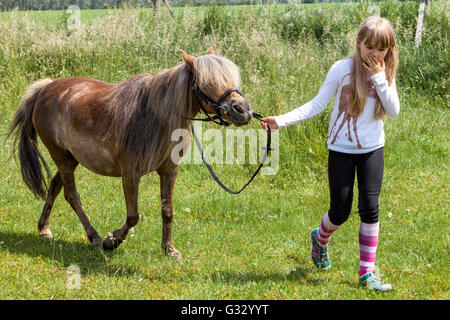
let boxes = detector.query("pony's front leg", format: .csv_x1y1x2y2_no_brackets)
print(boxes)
158,165,182,260
103,175,140,251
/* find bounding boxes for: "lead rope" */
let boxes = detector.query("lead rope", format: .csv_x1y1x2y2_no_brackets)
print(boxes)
191,113,272,195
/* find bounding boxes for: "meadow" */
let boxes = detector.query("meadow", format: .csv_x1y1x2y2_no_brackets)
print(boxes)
0,1,448,299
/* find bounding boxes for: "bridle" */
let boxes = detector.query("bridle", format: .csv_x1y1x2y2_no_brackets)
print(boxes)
186,74,272,195
185,74,242,126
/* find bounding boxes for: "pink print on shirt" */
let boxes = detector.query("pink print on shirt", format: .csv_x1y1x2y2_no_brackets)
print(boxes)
329,79,378,149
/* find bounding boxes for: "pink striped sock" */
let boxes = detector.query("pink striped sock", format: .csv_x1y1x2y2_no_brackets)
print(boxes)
316,212,340,248
359,221,379,277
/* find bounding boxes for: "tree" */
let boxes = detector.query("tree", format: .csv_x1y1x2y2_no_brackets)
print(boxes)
152,0,175,18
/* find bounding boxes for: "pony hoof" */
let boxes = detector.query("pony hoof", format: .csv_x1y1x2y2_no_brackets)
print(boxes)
39,228,53,239
102,240,114,251
103,232,122,251
91,237,103,249
165,246,182,261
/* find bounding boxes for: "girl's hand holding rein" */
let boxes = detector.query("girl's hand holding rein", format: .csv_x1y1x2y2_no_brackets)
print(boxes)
261,117,279,131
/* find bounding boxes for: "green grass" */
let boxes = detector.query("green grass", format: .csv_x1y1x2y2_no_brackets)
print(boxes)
0,2,448,299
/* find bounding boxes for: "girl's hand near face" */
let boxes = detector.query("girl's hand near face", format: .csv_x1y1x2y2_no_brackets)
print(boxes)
363,55,385,75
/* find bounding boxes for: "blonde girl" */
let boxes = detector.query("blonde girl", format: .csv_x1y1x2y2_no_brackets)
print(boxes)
262,16,399,291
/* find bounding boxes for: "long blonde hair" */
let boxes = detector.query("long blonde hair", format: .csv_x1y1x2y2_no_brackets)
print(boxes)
349,16,398,120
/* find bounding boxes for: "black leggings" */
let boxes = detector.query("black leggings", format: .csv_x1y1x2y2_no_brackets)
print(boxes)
327,148,384,225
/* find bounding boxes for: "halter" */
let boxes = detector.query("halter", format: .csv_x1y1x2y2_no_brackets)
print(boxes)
186,74,273,195
186,74,243,126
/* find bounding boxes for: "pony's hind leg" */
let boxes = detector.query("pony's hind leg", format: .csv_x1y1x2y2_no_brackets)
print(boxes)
103,175,140,251
58,160,103,249
38,172,63,238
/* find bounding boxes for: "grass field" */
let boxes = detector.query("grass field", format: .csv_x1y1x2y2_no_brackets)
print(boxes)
0,1,448,300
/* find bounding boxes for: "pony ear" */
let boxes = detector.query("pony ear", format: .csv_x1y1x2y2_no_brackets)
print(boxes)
180,50,195,73
206,47,215,55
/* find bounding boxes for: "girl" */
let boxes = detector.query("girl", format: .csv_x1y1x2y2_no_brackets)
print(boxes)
261,16,399,291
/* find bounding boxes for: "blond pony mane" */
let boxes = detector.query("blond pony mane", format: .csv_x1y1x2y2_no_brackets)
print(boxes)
194,54,241,93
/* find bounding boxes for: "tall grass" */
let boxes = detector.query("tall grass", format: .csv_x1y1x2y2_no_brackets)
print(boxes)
0,1,448,299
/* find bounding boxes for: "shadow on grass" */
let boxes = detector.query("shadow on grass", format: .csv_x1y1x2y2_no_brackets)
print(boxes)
0,230,142,278
0,230,324,286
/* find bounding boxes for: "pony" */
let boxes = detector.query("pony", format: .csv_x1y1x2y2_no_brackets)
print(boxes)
7,48,253,259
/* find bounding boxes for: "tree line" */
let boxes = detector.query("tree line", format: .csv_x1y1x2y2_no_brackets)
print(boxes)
0,0,307,11
0,0,413,11
0,0,127,11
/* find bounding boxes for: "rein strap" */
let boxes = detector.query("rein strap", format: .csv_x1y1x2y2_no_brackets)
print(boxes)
191,120,272,195
186,74,272,195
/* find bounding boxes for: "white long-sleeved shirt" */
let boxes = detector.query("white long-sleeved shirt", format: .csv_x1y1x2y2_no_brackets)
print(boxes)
274,58,400,154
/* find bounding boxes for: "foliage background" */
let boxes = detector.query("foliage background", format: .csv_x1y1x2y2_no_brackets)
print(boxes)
0,1,448,299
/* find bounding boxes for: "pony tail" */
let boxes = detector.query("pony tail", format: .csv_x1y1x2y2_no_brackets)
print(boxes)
7,79,52,200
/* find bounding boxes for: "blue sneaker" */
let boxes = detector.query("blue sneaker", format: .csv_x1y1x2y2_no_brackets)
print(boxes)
311,228,331,270
359,273,392,292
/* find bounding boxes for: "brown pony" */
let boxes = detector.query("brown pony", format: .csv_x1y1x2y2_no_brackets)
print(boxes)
7,48,253,259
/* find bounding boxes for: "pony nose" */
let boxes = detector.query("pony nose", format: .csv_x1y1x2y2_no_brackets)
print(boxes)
231,99,252,113
232,104,245,114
